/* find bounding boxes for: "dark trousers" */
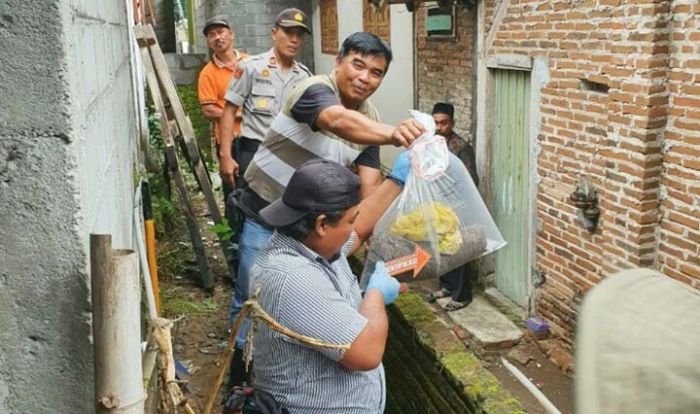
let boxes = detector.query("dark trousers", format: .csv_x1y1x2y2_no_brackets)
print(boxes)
440,262,476,302
221,137,261,228
222,137,260,389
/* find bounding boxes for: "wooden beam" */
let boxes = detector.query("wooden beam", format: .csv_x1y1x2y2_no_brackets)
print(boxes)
140,41,214,290
138,24,238,279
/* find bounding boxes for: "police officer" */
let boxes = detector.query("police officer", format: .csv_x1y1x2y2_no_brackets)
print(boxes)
218,7,312,388
219,8,312,191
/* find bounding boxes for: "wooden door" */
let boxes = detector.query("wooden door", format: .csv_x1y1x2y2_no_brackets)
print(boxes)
493,69,531,306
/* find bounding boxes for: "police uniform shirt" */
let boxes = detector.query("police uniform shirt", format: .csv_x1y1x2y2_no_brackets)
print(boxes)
224,48,311,142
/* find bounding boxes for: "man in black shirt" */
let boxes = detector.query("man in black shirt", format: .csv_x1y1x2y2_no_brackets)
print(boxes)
427,102,479,311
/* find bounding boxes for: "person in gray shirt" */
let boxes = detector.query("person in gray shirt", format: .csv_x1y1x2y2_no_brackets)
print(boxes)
249,155,411,413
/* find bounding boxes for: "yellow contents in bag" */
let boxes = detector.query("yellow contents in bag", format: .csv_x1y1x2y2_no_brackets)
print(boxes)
389,202,463,255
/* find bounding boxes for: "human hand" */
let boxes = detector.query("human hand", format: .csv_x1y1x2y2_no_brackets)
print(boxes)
387,150,411,185
219,155,239,189
390,119,425,148
366,261,400,305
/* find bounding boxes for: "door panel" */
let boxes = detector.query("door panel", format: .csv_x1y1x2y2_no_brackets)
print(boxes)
493,69,531,306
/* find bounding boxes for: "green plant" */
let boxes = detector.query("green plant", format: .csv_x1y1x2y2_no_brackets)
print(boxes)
157,242,189,277
160,286,220,317
209,218,238,248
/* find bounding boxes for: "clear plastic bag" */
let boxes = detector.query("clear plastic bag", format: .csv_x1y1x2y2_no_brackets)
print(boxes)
360,110,506,287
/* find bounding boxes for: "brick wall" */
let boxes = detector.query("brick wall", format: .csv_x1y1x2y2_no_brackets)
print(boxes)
484,0,502,34
415,3,476,140
656,3,700,286
483,0,700,348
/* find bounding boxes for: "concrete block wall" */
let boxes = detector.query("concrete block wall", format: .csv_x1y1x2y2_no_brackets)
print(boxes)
415,4,476,141
153,0,177,52
165,52,208,85
0,1,138,412
193,0,315,71
483,0,700,347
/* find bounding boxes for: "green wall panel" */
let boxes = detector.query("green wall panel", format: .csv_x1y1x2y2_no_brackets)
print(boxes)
493,69,531,306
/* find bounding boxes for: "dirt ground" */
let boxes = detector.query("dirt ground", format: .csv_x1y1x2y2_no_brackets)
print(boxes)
156,192,234,412
490,345,574,414
157,191,574,413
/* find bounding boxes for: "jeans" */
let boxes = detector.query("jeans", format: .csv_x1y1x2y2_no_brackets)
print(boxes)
230,217,273,348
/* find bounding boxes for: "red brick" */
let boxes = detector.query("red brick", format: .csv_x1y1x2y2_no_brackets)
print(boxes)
674,96,700,107
668,212,700,230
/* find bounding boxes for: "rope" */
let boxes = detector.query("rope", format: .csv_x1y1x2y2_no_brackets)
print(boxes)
203,288,352,414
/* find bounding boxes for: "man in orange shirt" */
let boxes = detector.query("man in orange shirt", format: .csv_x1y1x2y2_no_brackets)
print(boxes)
197,15,248,174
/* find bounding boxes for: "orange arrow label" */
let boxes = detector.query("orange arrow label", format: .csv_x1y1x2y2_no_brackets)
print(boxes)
385,245,431,278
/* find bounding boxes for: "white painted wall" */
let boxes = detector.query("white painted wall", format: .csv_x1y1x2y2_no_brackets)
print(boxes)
311,0,415,166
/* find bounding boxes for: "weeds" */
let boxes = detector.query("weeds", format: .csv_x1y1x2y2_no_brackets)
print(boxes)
160,286,219,317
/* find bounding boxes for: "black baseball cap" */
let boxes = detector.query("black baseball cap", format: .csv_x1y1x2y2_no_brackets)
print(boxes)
432,102,455,119
203,15,230,36
274,8,311,34
260,159,361,227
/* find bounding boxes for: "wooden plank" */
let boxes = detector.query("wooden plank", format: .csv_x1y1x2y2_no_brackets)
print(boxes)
143,25,219,220
140,42,214,290
139,25,237,278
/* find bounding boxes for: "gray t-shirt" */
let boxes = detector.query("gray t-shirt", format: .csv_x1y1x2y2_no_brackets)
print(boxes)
290,84,380,168
250,232,385,413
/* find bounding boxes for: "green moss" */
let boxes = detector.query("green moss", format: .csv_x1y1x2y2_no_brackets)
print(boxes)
389,292,527,414
441,352,482,378
394,293,438,324
356,256,526,413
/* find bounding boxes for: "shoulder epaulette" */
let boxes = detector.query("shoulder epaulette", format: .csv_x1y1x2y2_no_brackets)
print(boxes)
296,62,313,76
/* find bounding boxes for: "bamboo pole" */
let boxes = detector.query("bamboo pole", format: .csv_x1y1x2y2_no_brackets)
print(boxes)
91,234,145,413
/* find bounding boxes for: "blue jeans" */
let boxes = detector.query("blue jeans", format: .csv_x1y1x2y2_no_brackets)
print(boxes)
230,217,273,348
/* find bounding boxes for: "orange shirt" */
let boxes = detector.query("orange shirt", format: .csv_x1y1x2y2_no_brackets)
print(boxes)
197,49,248,144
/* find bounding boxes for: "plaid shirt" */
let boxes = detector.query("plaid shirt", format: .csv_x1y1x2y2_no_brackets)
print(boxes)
250,231,385,413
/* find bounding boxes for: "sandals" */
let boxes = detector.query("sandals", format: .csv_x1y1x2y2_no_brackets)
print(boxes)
445,299,472,312
425,288,451,303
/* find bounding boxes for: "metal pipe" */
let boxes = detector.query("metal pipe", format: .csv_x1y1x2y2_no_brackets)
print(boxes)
500,357,562,414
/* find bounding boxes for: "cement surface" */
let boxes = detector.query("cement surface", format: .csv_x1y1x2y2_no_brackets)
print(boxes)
438,295,523,348
165,53,207,85
0,0,138,412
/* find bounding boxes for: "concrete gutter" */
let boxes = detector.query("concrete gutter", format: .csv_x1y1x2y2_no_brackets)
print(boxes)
391,293,526,414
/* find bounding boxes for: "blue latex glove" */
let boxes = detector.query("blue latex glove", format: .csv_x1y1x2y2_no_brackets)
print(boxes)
387,150,411,185
366,261,400,305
